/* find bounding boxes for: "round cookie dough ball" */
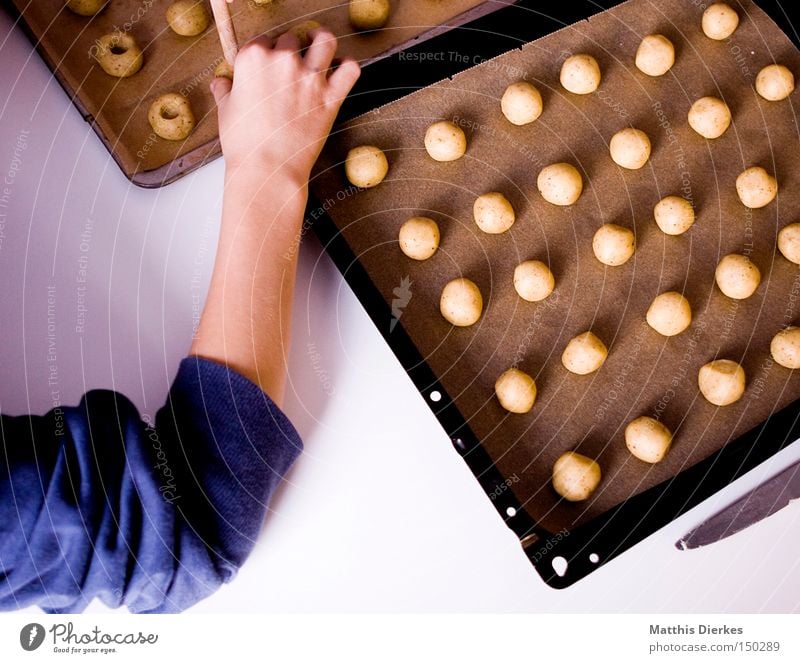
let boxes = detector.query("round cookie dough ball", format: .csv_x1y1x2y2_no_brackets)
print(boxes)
771,326,800,369
473,192,515,234
592,223,635,266
562,331,608,375
501,81,543,126
214,60,234,80
778,223,800,265
424,120,467,162
756,64,796,101
537,162,583,206
688,96,732,139
702,3,740,41
654,195,695,235
399,216,440,261
625,416,673,463
67,0,107,16
646,291,692,336
560,54,602,94
349,0,391,30
93,33,143,78
495,368,537,414
552,452,602,502
698,359,746,406
440,277,483,327
715,254,761,300
513,260,555,302
736,166,778,209
609,128,651,169
148,92,195,140
635,34,676,77
166,1,210,37
345,145,389,188
289,20,322,49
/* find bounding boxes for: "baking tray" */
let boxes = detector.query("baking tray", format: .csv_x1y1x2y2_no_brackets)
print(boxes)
2,0,516,187
310,0,800,587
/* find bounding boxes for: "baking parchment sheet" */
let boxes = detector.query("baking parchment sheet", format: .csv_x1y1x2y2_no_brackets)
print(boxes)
9,0,504,180
311,0,800,533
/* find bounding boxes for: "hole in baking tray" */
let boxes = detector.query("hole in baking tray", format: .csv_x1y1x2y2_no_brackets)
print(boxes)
552,556,568,577
506,506,517,517
110,45,128,55
589,553,600,564
161,107,179,120
429,390,442,402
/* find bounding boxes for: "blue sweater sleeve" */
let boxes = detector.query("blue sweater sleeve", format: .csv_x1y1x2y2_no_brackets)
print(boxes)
0,357,303,613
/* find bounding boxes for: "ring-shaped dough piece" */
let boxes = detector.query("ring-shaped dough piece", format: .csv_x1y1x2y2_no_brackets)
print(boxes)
646,291,692,336
635,34,675,77
424,121,467,162
562,331,608,375
345,145,389,188
736,166,778,209
552,452,602,502
537,163,583,206
688,96,732,139
440,278,483,327
148,93,196,141
698,359,746,406
609,128,651,169
560,54,601,94
771,327,800,369
755,64,795,101
93,33,144,78
398,216,440,261
625,416,673,463
495,368,537,414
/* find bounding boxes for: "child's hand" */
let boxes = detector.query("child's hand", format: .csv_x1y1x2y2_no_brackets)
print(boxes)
210,28,360,184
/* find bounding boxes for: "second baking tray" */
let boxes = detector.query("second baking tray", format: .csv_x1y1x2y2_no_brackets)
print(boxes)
310,0,800,586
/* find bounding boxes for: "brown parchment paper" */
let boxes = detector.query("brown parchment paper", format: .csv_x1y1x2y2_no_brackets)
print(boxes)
10,0,508,182
311,0,800,533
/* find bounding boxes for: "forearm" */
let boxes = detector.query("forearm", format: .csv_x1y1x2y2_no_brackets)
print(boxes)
190,168,308,406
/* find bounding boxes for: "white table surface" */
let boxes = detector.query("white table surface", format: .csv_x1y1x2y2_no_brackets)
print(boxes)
1,9,799,614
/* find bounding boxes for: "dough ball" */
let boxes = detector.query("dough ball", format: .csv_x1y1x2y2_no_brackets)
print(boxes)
698,359,746,406
735,166,778,209
777,223,800,265
609,128,651,170
537,162,583,206
646,291,692,336
473,192,515,234
148,92,195,140
67,0,107,16
654,195,695,235
345,145,389,188
93,33,143,78
592,223,635,266
424,121,467,162
501,82,543,125
552,452,602,502
625,416,673,463
635,34,675,77
562,331,608,375
288,20,323,49
440,278,483,327
702,3,739,40
715,254,761,300
771,326,800,369
214,60,234,80
495,368,537,414
513,260,555,302
756,64,795,101
560,54,601,95
166,1,210,37
252,0,274,4
688,96,732,139
349,0,391,31
399,216,440,261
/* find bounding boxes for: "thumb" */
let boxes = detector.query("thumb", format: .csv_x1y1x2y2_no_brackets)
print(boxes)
210,76,232,108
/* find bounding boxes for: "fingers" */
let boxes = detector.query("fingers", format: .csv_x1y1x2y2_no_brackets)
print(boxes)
210,76,232,107
274,30,301,53
326,58,361,103
304,29,338,73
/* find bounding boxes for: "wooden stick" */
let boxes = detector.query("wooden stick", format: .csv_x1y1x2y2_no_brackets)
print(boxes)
209,0,239,66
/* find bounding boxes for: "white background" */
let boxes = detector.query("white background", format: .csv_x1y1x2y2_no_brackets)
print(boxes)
1,8,799,614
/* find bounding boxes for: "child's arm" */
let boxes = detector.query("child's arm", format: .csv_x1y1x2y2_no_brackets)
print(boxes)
190,30,360,406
